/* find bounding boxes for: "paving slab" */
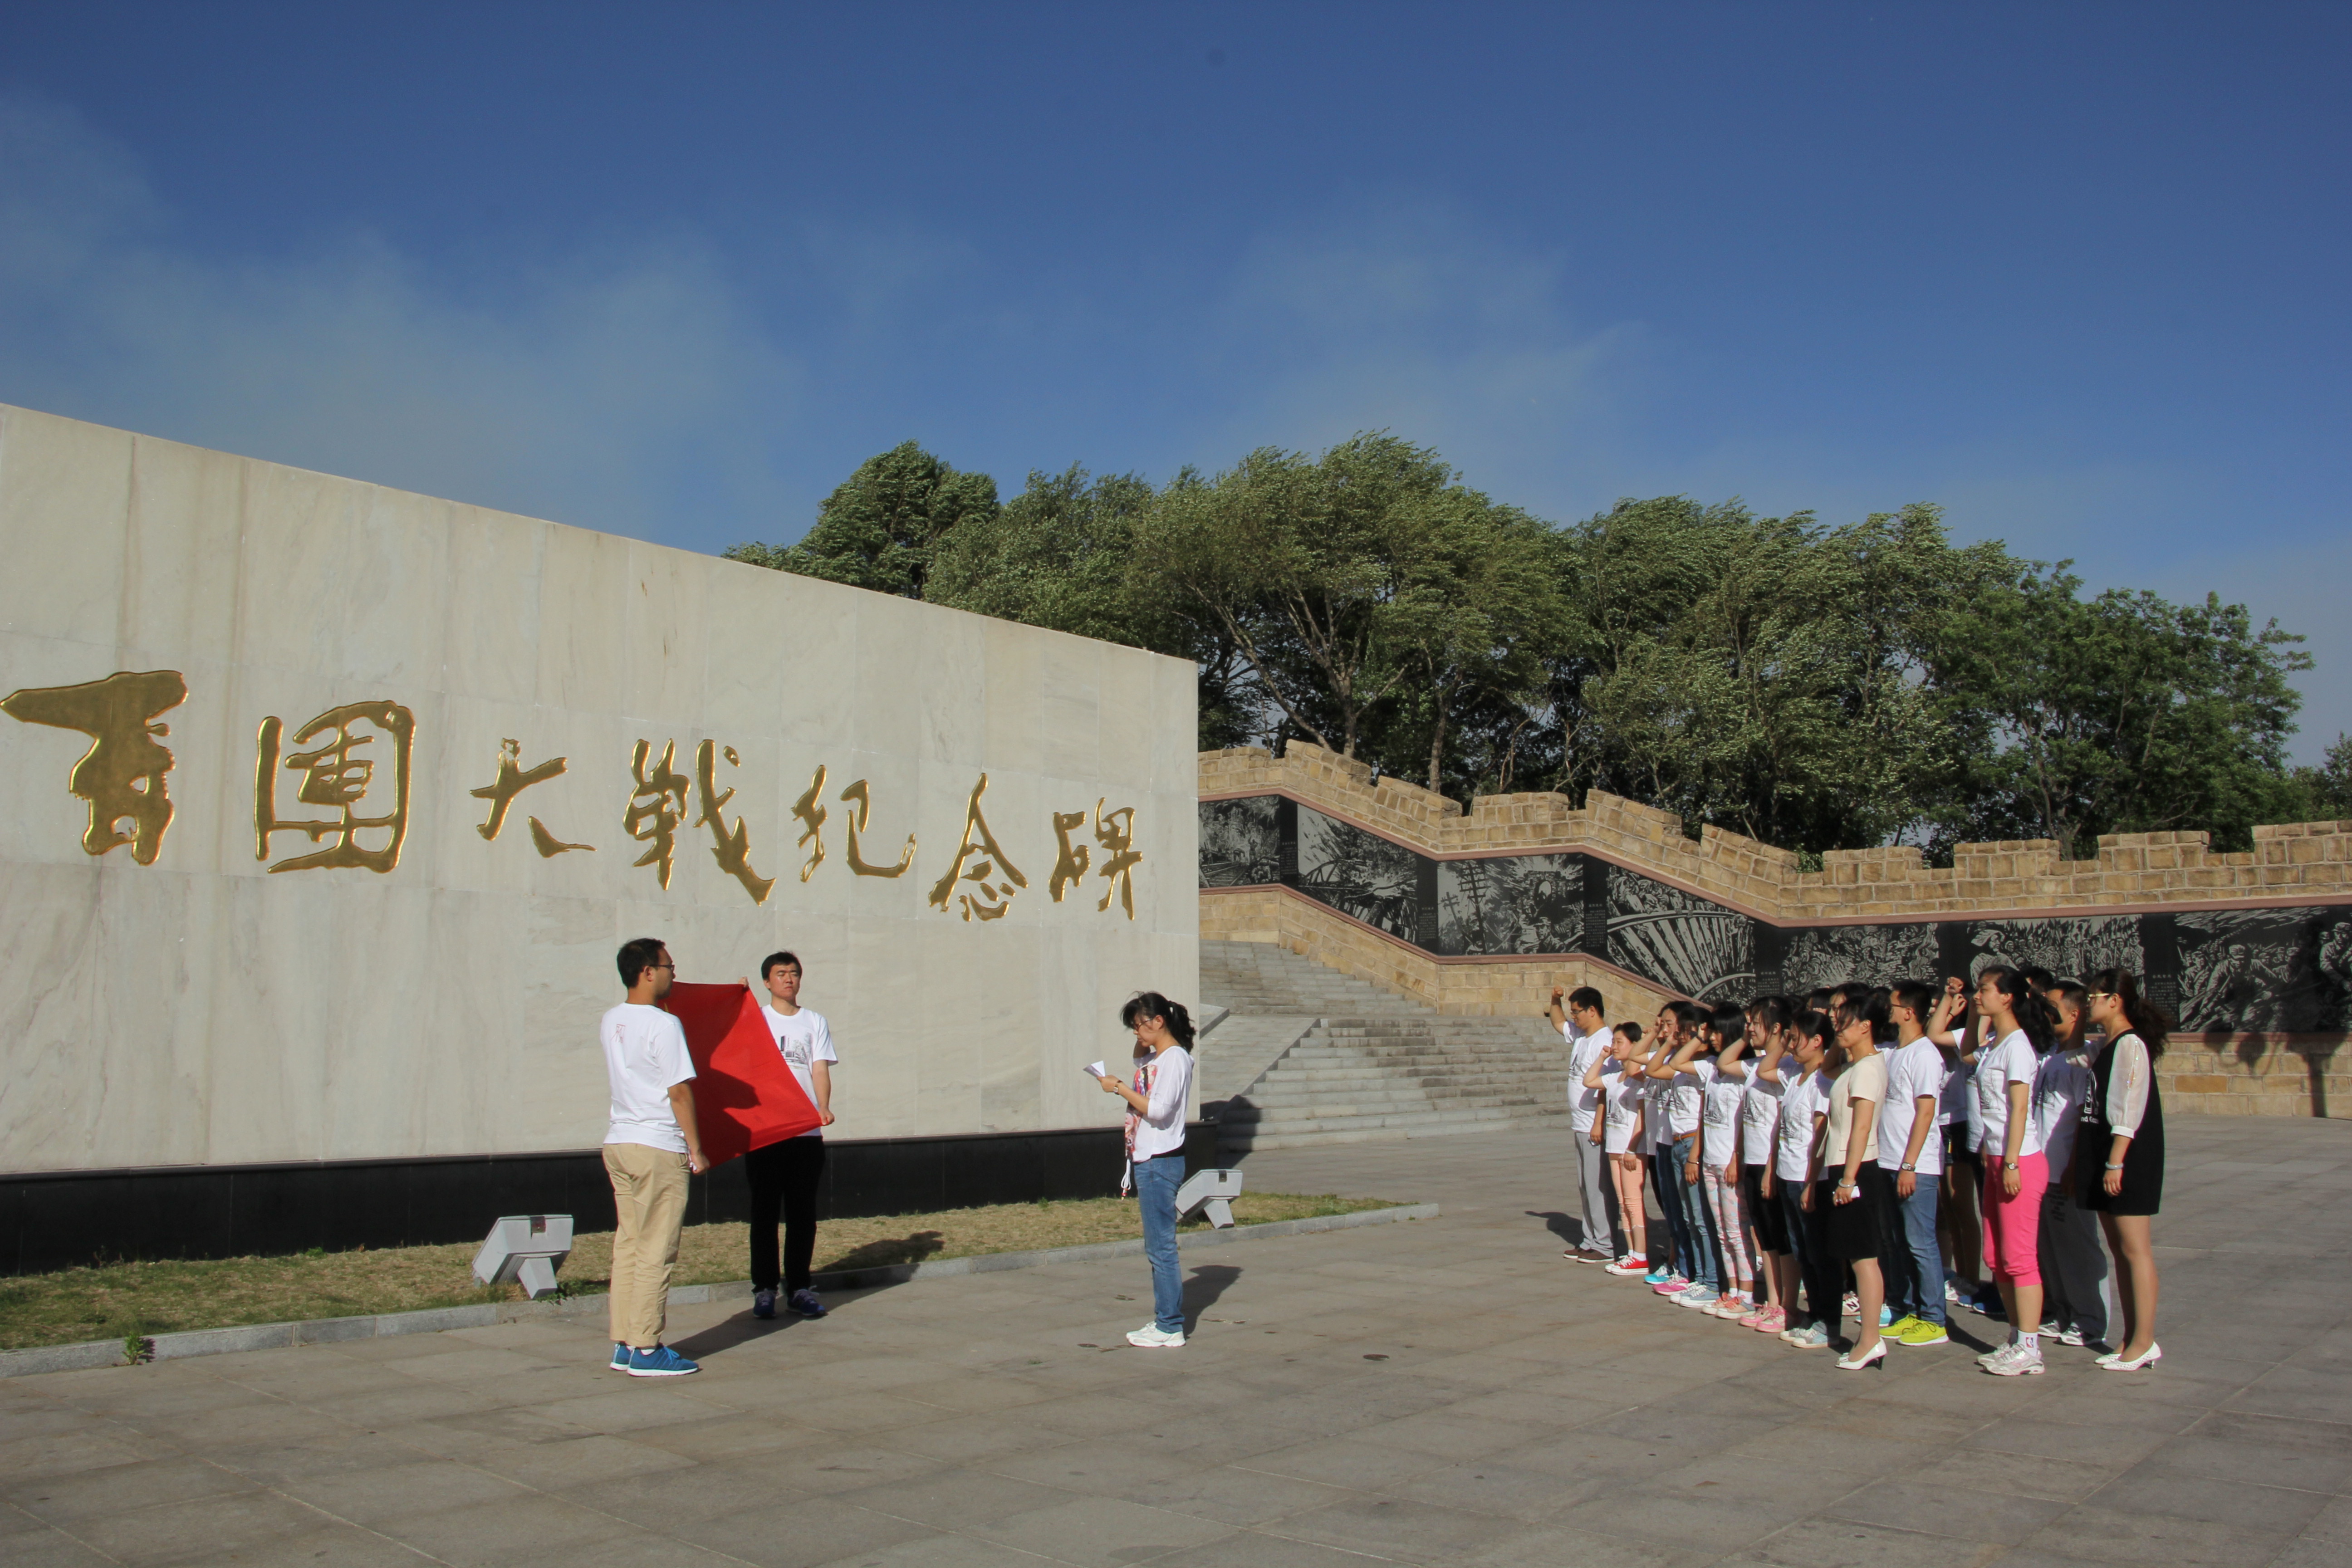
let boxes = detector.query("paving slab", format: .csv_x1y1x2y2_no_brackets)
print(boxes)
2,1112,2346,1566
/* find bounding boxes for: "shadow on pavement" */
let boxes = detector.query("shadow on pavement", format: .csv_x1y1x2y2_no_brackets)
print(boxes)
1184,1264,1241,1330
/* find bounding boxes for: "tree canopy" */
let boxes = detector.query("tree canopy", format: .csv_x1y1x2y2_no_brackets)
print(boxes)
727,435,2328,859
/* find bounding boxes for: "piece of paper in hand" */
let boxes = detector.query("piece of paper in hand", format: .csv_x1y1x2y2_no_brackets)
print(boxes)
1084,1061,1108,1080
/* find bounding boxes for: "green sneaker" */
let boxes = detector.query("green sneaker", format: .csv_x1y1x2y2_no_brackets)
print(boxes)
1898,1318,1950,1347
1886,1315,1921,1340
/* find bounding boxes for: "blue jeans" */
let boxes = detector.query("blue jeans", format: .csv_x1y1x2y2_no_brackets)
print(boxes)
1670,1135,1721,1291
1891,1172,1944,1325
1649,1143,1692,1275
1134,1156,1185,1333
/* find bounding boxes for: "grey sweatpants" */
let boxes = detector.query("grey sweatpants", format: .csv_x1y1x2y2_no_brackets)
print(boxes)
2038,1183,2111,1342
1575,1131,1620,1254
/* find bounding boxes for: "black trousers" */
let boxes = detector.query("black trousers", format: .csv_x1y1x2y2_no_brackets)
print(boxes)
746,1137,828,1293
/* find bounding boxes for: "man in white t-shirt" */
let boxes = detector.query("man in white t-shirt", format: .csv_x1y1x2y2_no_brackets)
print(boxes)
1877,981,1950,1347
602,937,708,1377
1548,984,1616,1262
745,950,838,1322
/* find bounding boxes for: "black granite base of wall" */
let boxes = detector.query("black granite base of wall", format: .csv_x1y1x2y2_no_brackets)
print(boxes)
0,1123,1222,1276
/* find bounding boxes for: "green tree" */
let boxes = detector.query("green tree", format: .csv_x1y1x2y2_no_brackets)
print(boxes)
1132,433,1516,764
924,464,1264,751
725,441,997,598
1542,498,2008,853
2287,734,2352,821
1933,565,2311,857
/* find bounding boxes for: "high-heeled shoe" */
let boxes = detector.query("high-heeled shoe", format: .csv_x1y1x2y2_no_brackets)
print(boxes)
2099,1343,2161,1371
1835,1339,1887,1371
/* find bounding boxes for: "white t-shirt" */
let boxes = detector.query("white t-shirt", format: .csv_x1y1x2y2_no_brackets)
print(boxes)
1775,1069,1829,1183
1647,1077,1676,1149
2034,1046,2094,1172
1665,1061,1707,1139
1973,1029,2045,1159
1600,1060,1645,1154
762,1003,838,1138
1947,1024,1980,1137
1565,1024,1609,1133
1700,1069,1744,1169
1131,1045,1193,1162
602,1002,696,1153
1877,1039,1946,1176
1738,1069,1784,1168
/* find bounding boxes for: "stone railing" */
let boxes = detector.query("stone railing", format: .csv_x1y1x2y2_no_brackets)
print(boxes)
1199,743,2352,1118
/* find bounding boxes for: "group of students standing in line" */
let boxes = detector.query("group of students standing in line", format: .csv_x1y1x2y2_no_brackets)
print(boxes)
1546,965,2168,1376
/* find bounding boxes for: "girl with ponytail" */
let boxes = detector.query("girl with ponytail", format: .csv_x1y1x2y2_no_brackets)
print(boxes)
2082,970,2169,1371
1970,967,2052,1376
1100,992,1197,1349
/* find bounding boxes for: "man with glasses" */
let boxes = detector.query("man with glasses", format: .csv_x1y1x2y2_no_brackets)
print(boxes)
601,937,708,1376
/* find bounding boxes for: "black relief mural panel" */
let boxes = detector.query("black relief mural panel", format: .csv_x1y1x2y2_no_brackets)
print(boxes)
1197,798,2352,1024
2177,906,2352,1032
1961,916,2143,986
1198,796,1281,887
1295,805,1421,944
1607,864,1756,1001
1434,855,1583,957
1781,923,1940,997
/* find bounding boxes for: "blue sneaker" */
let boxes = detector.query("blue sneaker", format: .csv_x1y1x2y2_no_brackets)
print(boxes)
626,1344,700,1378
1879,1305,1895,1329
787,1289,827,1319
752,1289,776,1320
1643,1264,1671,1285
609,1342,629,1371
1675,1286,1719,1309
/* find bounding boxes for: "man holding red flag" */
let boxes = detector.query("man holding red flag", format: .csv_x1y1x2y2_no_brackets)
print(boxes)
601,936,709,1378
745,950,837,1322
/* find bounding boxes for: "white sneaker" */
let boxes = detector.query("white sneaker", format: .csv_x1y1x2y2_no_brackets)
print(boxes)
1126,1325,1186,1348
2057,1327,2086,1348
1985,1343,2044,1377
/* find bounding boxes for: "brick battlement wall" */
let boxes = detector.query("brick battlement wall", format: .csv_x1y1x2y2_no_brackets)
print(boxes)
1201,743,2352,921
1199,743,2352,1119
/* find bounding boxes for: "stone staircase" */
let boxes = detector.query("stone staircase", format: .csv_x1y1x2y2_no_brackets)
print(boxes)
1198,941,1570,1152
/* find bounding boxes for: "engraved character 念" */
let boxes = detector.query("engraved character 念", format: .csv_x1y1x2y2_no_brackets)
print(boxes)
926,773,1028,921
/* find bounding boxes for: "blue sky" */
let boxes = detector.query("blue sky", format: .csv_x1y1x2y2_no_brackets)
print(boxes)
4,2,2347,755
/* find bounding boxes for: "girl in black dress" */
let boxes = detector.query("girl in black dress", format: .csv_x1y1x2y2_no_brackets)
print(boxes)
2082,969,2168,1372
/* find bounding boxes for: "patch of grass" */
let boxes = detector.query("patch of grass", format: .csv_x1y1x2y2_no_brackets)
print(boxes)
0,1191,1396,1352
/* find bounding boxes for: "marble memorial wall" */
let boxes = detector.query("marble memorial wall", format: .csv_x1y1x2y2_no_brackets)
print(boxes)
0,406,1199,1177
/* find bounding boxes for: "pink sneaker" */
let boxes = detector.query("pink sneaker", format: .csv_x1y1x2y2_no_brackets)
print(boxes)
1753,1306,1787,1333
1739,1304,1770,1329
1651,1275,1691,1296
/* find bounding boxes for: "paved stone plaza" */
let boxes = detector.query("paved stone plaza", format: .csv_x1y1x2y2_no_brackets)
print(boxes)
4,1115,2348,1568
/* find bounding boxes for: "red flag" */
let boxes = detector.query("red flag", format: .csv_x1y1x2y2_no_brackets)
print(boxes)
659,981,823,1168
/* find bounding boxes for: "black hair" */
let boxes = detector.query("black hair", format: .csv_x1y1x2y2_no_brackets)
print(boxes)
616,936,666,989
1568,986,1605,1014
1615,1020,1645,1044
1663,999,1700,1029
1792,1008,1833,1049
2021,965,2057,995
1979,966,2057,1054
761,951,802,980
1889,980,1936,1024
1710,1003,1746,1046
1120,991,1196,1047
1833,986,1892,1045
2088,969,2171,1058
1746,995,1792,1032
1804,987,1834,1014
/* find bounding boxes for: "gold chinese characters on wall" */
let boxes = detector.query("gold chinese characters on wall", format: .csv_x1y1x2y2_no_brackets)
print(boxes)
5,670,1144,919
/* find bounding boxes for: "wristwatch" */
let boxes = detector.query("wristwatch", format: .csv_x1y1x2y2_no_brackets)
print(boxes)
2003,1157,2021,1170
1899,1162,1916,1171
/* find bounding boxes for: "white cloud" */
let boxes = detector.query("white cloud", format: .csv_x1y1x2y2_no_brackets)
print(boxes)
0,93,806,549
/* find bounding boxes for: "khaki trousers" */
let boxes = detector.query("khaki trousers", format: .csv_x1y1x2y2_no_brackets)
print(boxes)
603,1142,690,1348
